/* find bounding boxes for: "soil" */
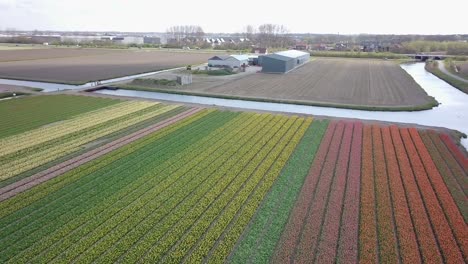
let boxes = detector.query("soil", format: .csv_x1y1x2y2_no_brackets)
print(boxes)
0,49,218,83
139,58,434,108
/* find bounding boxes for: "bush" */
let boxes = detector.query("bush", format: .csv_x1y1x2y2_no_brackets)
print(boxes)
192,69,235,76
310,51,408,59
131,78,178,86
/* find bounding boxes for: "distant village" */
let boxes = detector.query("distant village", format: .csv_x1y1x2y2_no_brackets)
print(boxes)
1,28,467,55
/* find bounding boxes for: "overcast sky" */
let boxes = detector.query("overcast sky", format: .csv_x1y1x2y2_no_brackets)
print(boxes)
0,0,467,34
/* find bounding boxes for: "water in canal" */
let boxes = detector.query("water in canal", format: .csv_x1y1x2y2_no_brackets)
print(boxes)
93,63,468,150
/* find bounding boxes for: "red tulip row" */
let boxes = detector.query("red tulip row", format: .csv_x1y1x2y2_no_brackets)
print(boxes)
270,122,465,264
359,125,378,263
272,121,338,263
440,133,468,172
314,122,353,263
336,122,362,264
409,128,468,260
293,121,345,263
389,126,443,263
381,126,421,263
400,128,464,263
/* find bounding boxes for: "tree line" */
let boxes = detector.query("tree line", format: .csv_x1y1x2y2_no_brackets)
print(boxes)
166,24,293,49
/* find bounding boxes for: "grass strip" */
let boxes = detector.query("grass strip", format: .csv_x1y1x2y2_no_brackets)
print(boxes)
425,62,468,94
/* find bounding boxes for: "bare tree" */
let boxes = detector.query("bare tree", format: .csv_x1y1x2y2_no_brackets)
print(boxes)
243,25,256,41
257,24,291,48
166,25,205,45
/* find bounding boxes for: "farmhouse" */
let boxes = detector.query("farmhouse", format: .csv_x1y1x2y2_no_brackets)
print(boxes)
251,47,268,54
208,55,249,68
261,50,310,73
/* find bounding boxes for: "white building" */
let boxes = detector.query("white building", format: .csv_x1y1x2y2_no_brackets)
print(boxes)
208,55,249,68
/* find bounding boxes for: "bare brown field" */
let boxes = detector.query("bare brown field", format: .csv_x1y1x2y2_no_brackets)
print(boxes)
0,48,119,62
133,58,435,109
0,49,216,84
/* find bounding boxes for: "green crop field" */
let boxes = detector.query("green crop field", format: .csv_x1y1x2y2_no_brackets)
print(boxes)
0,95,120,138
0,95,466,263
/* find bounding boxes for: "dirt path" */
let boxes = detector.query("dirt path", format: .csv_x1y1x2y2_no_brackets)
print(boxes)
0,107,201,201
438,61,468,83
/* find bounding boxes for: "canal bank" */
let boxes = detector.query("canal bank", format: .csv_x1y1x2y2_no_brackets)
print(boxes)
93,63,468,150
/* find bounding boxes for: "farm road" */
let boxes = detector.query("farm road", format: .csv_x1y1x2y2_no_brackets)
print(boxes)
438,61,468,83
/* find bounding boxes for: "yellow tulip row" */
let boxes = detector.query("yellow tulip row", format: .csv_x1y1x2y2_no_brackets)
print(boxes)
0,105,178,180
0,101,157,157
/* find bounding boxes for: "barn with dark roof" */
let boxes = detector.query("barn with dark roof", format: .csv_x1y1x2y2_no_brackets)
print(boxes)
261,50,310,73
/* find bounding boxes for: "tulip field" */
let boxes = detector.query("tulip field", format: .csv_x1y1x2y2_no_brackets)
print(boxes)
0,100,191,190
0,95,466,263
261,122,467,264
